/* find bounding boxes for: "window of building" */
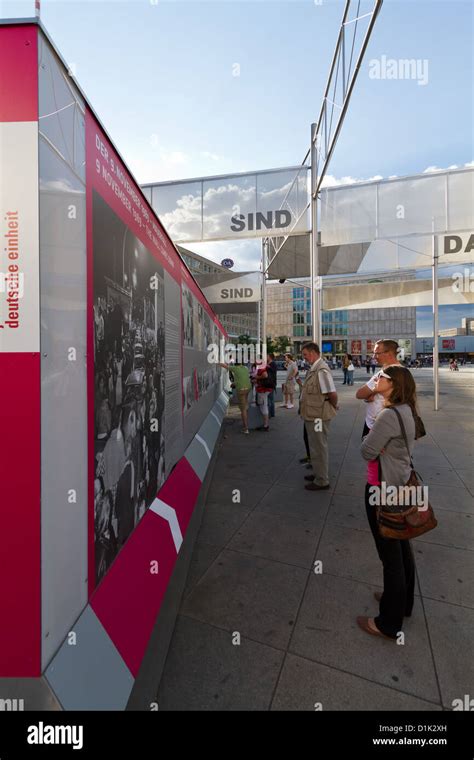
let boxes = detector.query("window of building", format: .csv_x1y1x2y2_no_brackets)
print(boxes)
292,287,305,299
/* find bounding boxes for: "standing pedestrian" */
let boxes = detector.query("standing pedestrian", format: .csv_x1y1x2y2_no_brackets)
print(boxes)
342,353,350,384
255,359,271,431
347,354,355,385
296,373,311,464
266,352,278,417
282,353,298,408
299,342,339,491
358,365,417,640
249,362,258,404
220,360,251,434
356,340,402,436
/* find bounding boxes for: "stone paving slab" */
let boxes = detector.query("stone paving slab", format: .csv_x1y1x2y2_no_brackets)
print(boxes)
196,501,252,547
422,598,474,709
255,484,333,527
415,508,474,551
228,510,325,570
183,541,223,598
427,484,474,515
289,573,439,703
271,654,441,711
181,549,308,650
414,542,474,609
157,616,284,711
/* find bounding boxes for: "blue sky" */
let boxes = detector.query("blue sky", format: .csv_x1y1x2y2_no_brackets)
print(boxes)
416,304,471,336
2,0,473,328
4,0,472,181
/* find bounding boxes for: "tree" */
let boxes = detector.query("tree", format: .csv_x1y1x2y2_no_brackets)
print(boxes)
237,334,253,345
274,336,292,355
265,336,277,355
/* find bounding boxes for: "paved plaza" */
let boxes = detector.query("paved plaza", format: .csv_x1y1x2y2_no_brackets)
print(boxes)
157,368,474,711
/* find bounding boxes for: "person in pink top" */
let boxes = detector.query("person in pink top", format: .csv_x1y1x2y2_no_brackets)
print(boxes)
255,360,271,431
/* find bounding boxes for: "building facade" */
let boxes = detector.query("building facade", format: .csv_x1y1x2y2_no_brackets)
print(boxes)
266,276,417,359
177,245,259,341
439,317,474,337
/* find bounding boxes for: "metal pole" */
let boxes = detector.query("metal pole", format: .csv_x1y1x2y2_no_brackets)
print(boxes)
432,229,439,411
310,122,322,347
262,240,267,360
257,300,261,348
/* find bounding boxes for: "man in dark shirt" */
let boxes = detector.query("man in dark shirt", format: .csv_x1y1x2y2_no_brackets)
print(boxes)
267,352,278,418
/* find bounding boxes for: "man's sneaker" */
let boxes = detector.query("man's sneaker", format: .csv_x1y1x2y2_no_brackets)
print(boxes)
299,457,310,464
287,403,295,409
241,429,249,435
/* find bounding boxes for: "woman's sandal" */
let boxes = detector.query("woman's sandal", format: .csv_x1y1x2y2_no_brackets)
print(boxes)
356,616,395,640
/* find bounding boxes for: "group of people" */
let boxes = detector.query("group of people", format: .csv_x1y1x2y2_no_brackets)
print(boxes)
224,338,423,643
220,353,299,433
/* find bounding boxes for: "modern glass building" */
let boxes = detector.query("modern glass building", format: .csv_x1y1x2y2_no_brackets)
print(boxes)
266,275,417,358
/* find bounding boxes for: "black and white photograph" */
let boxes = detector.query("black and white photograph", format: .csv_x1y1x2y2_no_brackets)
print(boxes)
182,375,193,415
92,190,166,583
182,282,194,348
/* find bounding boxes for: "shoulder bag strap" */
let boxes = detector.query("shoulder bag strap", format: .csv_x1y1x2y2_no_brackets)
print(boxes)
390,407,414,467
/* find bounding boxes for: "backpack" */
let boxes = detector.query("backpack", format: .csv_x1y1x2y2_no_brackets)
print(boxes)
259,365,276,390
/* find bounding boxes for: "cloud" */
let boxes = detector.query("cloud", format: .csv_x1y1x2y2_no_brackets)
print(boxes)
161,150,188,165
201,151,222,162
128,145,191,184
321,174,383,187
154,172,309,242
424,162,472,173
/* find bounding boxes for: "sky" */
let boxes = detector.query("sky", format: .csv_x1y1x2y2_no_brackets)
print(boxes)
2,0,473,328
416,303,471,336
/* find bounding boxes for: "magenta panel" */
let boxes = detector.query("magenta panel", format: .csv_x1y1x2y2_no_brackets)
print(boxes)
0,26,38,122
91,509,177,676
156,456,202,535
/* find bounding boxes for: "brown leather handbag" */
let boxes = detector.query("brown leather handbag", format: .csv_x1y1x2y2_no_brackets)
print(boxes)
377,408,438,540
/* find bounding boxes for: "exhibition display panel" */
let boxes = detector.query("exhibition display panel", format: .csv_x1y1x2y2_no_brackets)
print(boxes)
0,20,227,707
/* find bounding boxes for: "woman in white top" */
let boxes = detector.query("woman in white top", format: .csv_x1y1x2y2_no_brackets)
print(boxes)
282,353,298,409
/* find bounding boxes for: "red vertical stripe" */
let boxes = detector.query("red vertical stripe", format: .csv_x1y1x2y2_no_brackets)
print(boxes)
0,26,38,123
0,354,41,675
